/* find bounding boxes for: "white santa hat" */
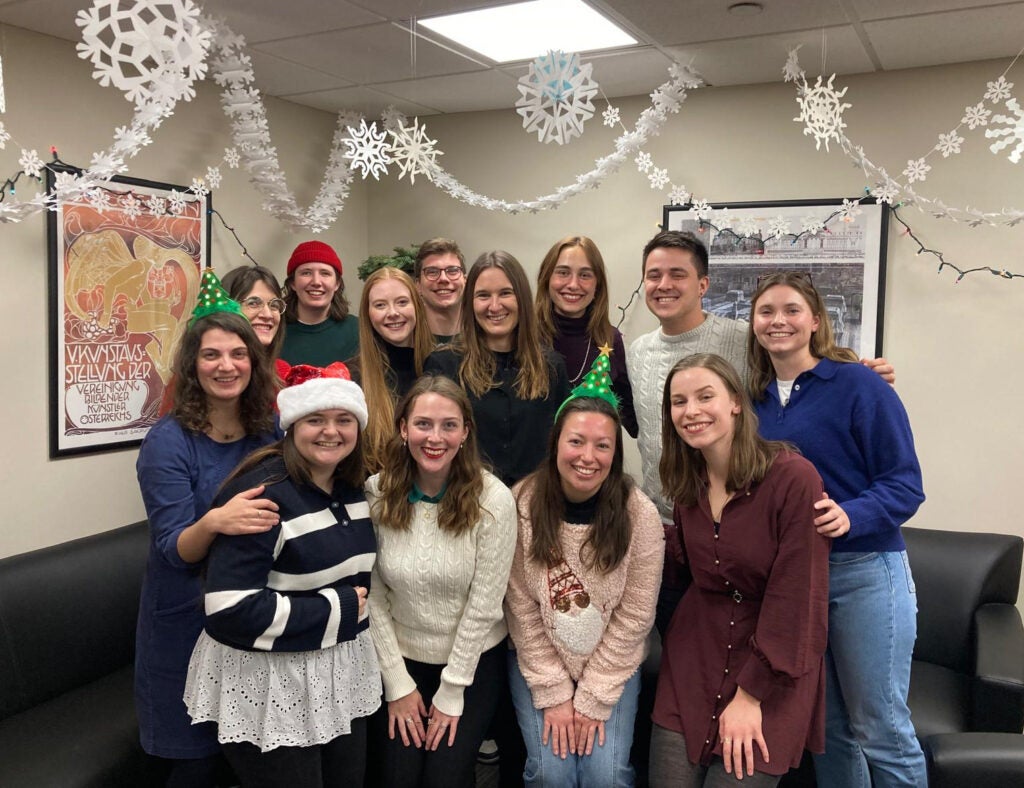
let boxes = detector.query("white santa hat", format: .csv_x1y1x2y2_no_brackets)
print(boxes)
277,362,367,431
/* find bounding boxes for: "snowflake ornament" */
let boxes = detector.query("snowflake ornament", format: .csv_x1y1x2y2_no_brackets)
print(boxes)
380,106,407,132
984,76,1013,104
602,105,620,127
168,188,188,214
903,157,931,183
388,119,442,184
0,121,9,149
19,149,44,178
120,192,143,219
962,102,991,129
205,166,222,189
89,150,127,179
935,130,964,158
75,0,211,107
223,147,240,168
871,179,899,205
190,177,209,197
648,167,669,190
634,151,653,173
986,98,1024,163
738,217,759,238
516,50,598,145
668,184,691,206
53,171,80,197
839,198,862,223
783,47,804,84
691,199,712,221
768,216,791,240
794,74,852,152
146,194,166,216
715,207,731,229
343,119,391,180
87,188,112,211
801,215,825,235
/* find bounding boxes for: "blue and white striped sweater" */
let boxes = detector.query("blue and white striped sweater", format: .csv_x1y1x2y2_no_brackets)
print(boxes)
203,456,376,652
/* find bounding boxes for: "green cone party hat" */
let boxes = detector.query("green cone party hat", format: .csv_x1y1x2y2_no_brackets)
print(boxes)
556,344,620,419
190,267,244,325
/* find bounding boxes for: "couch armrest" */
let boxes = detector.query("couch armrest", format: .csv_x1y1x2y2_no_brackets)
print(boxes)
926,732,1024,788
973,603,1024,732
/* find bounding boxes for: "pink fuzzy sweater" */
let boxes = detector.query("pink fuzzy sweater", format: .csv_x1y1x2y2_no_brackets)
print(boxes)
505,482,664,720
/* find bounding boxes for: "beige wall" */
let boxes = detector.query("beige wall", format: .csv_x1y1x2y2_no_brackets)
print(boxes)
0,27,368,557
2,22,1022,611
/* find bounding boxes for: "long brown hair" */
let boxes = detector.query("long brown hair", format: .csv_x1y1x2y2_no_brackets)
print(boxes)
357,267,435,473
170,312,276,436
747,272,859,401
222,419,365,493
222,265,286,360
659,354,790,507
535,236,613,348
519,397,632,573
458,251,552,399
284,267,350,322
371,375,486,536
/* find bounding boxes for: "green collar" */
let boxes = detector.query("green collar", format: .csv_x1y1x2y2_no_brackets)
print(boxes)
408,481,446,504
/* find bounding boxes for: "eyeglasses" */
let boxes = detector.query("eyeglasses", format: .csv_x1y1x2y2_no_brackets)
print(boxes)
756,270,814,287
420,266,464,281
240,296,286,313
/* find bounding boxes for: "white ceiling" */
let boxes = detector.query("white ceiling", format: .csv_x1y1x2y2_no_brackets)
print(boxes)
1,0,1022,117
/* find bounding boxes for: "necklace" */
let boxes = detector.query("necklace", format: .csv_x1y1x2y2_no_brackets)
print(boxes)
569,337,593,385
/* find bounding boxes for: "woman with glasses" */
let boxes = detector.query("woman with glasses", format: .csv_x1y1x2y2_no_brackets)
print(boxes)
535,236,638,438
353,266,435,473
748,272,927,787
222,265,286,360
505,380,662,788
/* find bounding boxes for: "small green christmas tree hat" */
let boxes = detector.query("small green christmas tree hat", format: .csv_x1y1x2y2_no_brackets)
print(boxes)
555,344,620,420
189,267,244,325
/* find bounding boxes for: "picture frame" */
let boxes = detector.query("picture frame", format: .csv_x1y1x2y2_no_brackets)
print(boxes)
47,166,211,458
663,198,889,359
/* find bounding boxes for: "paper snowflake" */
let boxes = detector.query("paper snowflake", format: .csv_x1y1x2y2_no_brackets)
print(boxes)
635,151,653,173
168,188,188,214
871,179,899,205
801,215,825,235
985,98,1024,163
121,192,143,219
516,50,598,145
935,130,964,158
839,198,862,223
902,157,931,183
53,171,80,197
146,195,166,216
783,48,804,83
19,149,44,178
984,76,1013,104
205,166,222,189
380,105,407,132
768,216,791,240
388,119,442,184
648,167,669,189
190,177,209,197
668,184,690,206
794,74,851,152
715,207,731,229
89,150,126,179
0,121,9,149
738,217,759,238
87,188,112,211
691,199,712,220
112,124,152,153
75,0,211,106
343,119,391,180
962,102,991,129
223,147,240,168
602,105,620,127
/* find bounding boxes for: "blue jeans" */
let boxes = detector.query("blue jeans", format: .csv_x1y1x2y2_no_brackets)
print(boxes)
508,651,639,788
813,550,928,788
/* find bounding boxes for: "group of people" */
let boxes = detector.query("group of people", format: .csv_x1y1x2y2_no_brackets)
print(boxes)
133,229,926,788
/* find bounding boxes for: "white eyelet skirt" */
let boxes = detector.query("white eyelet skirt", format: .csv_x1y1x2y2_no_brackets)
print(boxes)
184,628,382,752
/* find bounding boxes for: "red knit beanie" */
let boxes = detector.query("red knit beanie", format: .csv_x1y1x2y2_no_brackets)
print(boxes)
286,241,343,277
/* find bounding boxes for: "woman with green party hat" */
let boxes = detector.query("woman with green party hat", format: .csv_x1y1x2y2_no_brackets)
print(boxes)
135,268,281,786
504,350,663,787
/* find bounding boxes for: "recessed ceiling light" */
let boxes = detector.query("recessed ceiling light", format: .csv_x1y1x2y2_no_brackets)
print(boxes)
418,0,638,63
728,2,764,15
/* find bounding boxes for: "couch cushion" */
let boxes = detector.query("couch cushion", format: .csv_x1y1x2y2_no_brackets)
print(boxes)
909,660,972,739
0,666,154,787
0,522,148,718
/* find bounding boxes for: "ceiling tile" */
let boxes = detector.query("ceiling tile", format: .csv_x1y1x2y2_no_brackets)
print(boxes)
0,0,88,41
199,0,384,43
848,0,1008,20
344,0,499,20
247,51,353,97
283,84,439,118
373,69,519,113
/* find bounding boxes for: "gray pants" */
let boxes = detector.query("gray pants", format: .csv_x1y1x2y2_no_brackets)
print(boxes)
649,724,782,788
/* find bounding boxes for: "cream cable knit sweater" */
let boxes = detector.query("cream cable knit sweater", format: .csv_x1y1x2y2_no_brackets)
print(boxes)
365,471,516,717
505,483,664,721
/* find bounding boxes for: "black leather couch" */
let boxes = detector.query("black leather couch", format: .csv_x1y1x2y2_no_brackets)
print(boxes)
0,522,152,787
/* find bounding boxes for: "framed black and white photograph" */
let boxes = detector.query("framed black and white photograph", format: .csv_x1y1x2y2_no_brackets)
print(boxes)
663,198,889,358
47,167,211,458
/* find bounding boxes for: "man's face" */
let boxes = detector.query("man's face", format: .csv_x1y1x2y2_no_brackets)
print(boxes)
416,252,465,312
643,246,708,331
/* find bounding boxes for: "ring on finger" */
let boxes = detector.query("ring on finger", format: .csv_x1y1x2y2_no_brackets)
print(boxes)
427,719,436,726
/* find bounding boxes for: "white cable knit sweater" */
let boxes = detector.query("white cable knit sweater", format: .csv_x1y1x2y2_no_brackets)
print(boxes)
365,471,516,717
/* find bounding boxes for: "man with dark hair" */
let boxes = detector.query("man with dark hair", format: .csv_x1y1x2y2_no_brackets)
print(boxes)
414,238,466,342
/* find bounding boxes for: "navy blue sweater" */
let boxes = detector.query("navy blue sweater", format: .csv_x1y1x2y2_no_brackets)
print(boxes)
754,358,924,553
203,456,376,651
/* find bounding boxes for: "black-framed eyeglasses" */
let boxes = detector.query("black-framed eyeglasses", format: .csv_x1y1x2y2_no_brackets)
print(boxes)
241,296,286,313
420,266,464,281
756,270,814,287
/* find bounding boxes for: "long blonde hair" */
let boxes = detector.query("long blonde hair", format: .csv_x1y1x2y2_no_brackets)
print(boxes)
358,267,435,473
458,251,552,399
535,236,613,348
747,272,858,401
